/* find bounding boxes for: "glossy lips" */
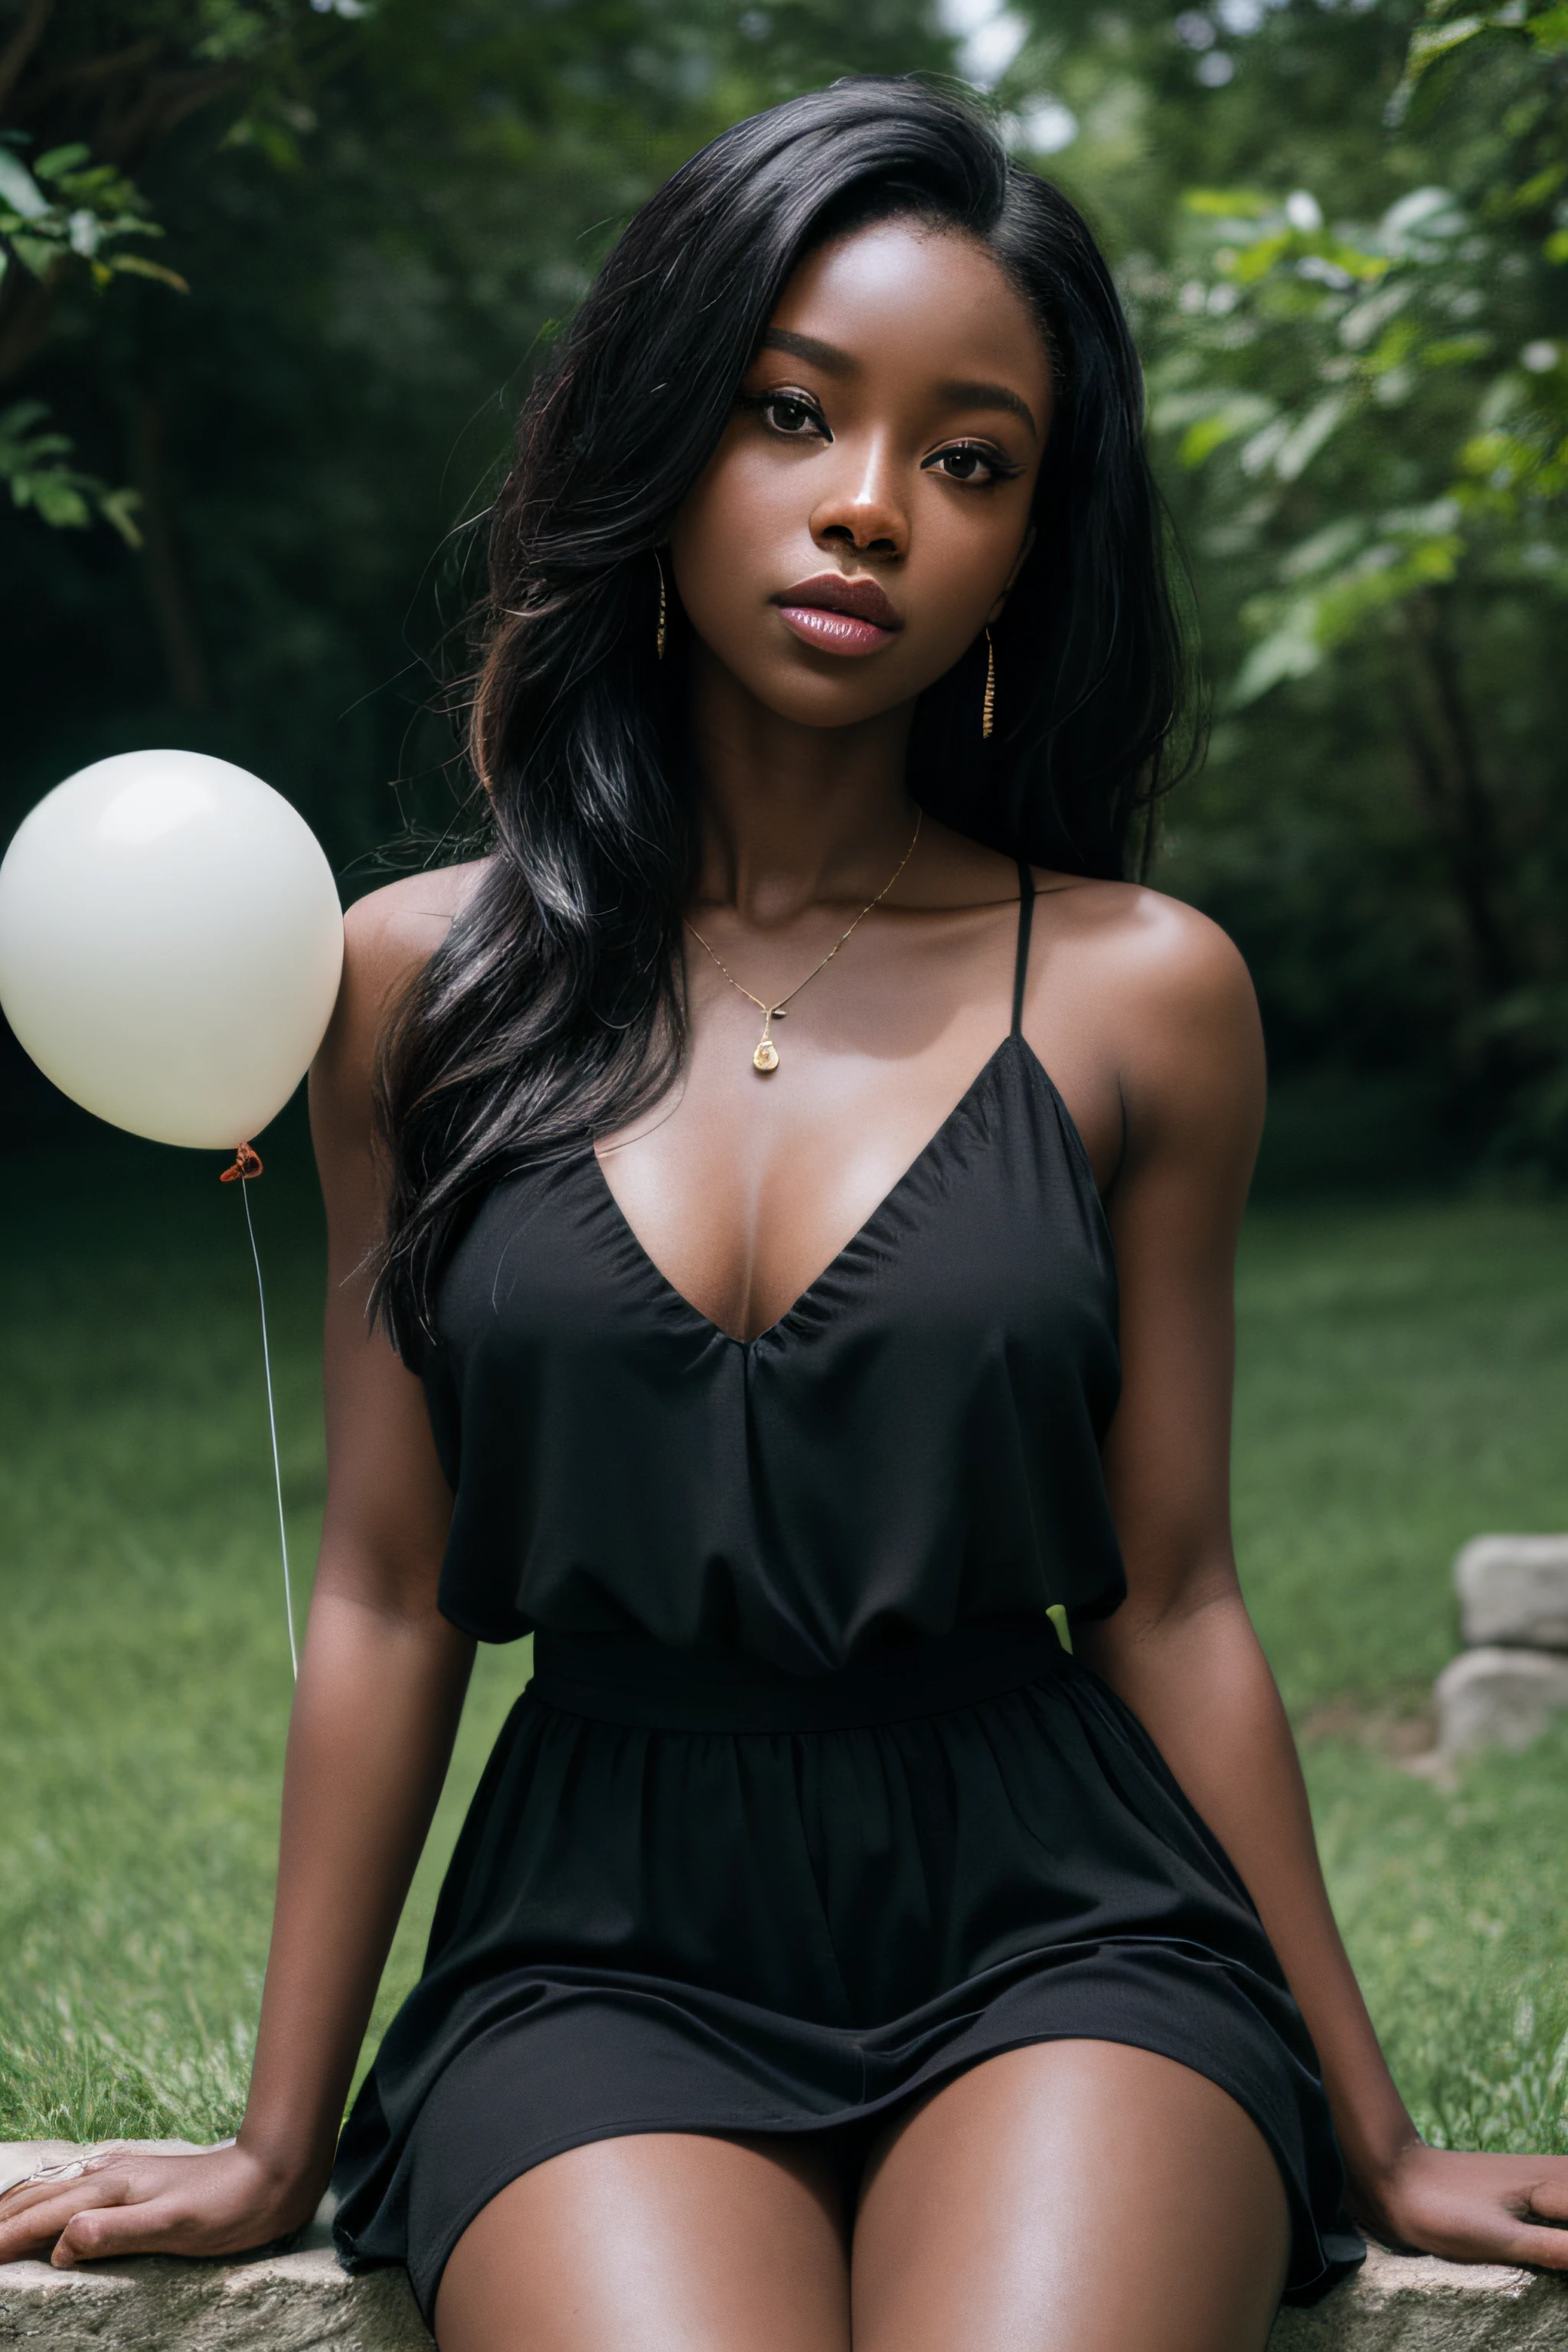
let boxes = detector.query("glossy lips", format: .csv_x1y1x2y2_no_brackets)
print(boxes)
774,573,903,657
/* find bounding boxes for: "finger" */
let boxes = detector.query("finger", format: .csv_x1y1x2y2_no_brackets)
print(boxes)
0,2172,135,2259
1525,2170,1568,2225
56,2194,192,2266
1488,2220,1568,2273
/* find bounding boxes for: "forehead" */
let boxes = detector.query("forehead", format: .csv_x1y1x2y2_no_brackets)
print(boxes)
763,218,1050,402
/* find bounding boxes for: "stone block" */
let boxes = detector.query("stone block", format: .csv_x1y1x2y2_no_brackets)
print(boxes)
1455,1537,1568,1652
1272,2249,1568,2348
1435,1646,1568,1756
5,2145,1567,2347
0,2141,431,2350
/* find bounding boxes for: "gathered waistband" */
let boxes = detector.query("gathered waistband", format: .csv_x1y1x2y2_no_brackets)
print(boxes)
528,1615,1073,1733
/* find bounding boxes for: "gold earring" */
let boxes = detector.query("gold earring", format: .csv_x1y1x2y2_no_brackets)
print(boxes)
982,628,996,740
655,554,668,662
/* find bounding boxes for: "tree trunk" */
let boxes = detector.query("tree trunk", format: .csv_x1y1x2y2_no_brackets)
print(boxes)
1396,595,1514,1001
129,390,208,710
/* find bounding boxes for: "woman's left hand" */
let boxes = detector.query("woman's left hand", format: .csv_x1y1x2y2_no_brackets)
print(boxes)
1361,2142,1568,2269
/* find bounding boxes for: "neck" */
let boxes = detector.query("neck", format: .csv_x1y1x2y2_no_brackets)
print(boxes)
689,644,917,926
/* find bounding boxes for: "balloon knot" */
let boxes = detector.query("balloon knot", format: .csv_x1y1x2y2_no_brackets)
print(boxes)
220,1142,264,1183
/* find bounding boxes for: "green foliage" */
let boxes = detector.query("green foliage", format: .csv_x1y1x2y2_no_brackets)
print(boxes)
0,138,186,295
1006,0,1568,1169
0,397,142,537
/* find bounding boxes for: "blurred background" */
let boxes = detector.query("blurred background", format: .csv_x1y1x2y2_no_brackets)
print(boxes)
2,0,1566,2168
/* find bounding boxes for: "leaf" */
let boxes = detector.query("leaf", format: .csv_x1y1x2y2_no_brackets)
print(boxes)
8,234,64,279
0,148,48,220
1162,394,1276,467
1230,601,1324,704
1279,518,1369,581
1274,394,1350,481
34,145,92,182
96,488,144,550
1422,334,1495,366
0,399,51,443
30,479,93,528
1406,15,1490,72
1524,0,1568,50
107,254,191,293
1184,188,1271,219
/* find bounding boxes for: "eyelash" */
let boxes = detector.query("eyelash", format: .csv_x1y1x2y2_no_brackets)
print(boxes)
739,390,1022,486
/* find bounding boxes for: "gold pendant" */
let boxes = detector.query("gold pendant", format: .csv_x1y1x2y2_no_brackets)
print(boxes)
753,1005,784,1073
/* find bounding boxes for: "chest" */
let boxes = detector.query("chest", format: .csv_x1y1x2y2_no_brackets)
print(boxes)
443,1039,1115,1384
593,940,1119,1348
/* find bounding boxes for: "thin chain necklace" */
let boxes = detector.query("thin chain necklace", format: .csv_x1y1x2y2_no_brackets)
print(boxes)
686,810,923,1074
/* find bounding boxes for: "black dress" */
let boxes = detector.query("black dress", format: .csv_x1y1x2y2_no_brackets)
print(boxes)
332,873,1364,2324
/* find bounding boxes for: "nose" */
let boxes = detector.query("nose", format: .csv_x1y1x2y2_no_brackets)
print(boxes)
808,433,908,562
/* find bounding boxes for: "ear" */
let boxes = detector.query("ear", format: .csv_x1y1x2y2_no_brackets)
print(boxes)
987,525,1036,627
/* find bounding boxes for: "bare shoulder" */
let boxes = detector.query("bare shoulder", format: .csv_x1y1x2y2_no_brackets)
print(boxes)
1032,876,1263,1181
341,860,487,992
335,861,485,1043
1037,874,1259,1049
312,861,487,1172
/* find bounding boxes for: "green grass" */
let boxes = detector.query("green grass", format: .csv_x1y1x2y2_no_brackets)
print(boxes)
2,1142,1566,2155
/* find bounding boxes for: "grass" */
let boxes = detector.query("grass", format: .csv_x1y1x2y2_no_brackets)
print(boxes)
1,1130,1566,2157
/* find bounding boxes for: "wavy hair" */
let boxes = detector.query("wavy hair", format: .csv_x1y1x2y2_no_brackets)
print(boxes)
372,77,1198,1358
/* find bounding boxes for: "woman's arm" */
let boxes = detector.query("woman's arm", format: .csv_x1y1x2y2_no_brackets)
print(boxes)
1075,900,1568,2269
0,876,477,2267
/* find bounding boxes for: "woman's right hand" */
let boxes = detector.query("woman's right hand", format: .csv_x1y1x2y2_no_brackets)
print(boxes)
0,2138,323,2269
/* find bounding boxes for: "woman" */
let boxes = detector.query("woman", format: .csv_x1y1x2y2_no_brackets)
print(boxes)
3,78,1566,2352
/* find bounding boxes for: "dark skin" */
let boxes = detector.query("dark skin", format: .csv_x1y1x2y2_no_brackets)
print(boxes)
4,218,1566,2347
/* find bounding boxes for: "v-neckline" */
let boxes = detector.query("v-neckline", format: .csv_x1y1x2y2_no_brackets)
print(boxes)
588,1033,1045,1352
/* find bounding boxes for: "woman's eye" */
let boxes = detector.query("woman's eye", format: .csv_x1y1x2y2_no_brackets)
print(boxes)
761,394,821,436
932,444,1001,483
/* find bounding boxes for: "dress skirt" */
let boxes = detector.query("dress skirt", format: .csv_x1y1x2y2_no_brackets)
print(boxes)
331,1616,1363,2323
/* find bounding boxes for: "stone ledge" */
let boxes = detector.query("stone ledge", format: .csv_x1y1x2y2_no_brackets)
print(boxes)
1455,1536,1568,1652
4,2143,1566,2348
1434,1645,1568,1756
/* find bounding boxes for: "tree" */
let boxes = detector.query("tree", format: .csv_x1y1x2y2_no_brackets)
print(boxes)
985,0,1566,1168
0,3,361,545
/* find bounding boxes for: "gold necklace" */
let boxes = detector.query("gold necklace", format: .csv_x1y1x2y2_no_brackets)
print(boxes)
686,810,922,1074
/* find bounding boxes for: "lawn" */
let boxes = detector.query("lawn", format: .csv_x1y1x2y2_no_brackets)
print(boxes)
2,1125,1566,2155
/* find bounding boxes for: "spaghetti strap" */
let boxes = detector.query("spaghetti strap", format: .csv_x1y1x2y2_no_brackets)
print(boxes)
1011,861,1036,1037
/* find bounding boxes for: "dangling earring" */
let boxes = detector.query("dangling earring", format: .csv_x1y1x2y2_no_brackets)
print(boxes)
982,627,996,740
655,554,668,662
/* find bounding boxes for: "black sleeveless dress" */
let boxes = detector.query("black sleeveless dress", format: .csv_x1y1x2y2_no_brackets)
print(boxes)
332,875,1363,2322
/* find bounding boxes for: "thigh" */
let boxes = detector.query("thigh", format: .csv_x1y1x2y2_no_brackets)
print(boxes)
851,2040,1291,2352
433,2130,851,2352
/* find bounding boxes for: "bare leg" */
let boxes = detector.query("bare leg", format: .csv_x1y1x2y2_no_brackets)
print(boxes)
433,2131,851,2352
852,2041,1291,2352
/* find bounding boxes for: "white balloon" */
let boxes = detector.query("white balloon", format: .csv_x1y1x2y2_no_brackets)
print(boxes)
0,750,344,1150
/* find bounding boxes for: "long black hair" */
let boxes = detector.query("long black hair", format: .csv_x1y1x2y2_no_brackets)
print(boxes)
372,77,1197,1359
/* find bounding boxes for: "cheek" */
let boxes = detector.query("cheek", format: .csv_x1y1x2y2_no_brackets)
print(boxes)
904,493,1034,648
669,444,792,620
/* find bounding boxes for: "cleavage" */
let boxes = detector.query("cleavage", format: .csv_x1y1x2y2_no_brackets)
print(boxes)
593,1006,1011,1344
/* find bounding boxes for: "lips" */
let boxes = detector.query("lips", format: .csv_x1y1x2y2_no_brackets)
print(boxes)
773,572,903,658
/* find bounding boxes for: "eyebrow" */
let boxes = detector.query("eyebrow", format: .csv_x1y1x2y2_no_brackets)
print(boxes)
939,379,1039,438
761,327,852,373
758,330,1039,439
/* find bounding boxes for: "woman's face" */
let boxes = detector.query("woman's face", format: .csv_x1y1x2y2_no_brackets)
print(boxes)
668,217,1052,731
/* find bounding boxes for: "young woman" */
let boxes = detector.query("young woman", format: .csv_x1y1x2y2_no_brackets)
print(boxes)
3,78,1566,2352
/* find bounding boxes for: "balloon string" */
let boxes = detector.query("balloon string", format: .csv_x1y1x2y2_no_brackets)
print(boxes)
238,1175,299,1681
